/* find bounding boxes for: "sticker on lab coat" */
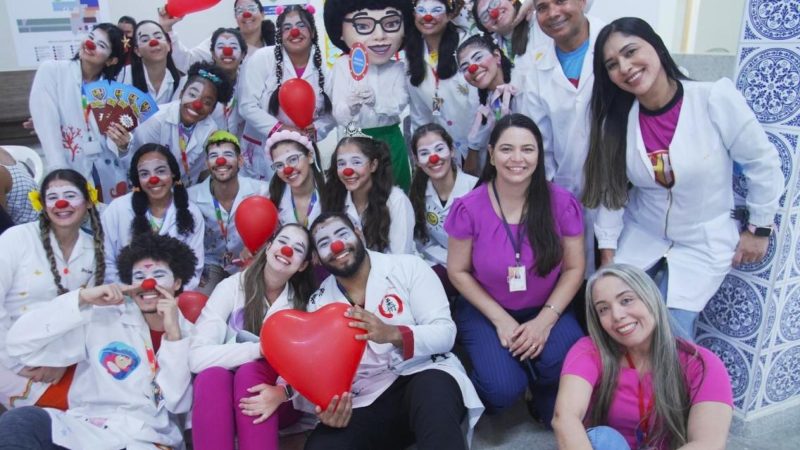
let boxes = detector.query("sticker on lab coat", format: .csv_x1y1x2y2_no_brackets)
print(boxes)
378,294,404,318
99,342,141,380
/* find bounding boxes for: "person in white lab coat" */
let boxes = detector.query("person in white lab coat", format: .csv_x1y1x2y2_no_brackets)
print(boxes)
238,5,334,181
188,131,269,295
0,169,105,411
470,0,542,68
0,233,196,450
298,212,483,449
190,223,316,450
119,20,186,106
322,135,415,255
29,23,130,203
408,124,477,296
126,62,235,186
208,28,249,139
583,18,783,341
405,0,476,163
102,144,205,290
265,130,325,228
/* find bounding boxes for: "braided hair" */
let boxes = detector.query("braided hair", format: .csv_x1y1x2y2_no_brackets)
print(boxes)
128,144,195,237
37,169,105,294
268,5,332,118
130,20,182,96
457,34,513,125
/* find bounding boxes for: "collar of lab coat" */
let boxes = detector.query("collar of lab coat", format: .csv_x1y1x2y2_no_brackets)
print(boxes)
280,45,320,81
191,175,260,212
343,192,363,229
424,169,475,210
530,15,604,92
48,227,95,267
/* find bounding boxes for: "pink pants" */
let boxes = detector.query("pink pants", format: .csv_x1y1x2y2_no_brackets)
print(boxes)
192,359,301,450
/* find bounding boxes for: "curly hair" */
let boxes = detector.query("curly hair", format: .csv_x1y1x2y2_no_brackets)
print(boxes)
116,232,198,292
183,61,234,105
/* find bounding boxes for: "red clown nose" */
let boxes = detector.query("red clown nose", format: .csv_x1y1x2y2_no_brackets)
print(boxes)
192,99,204,111
330,240,345,254
242,11,253,19
489,8,500,19
342,167,355,177
283,166,295,176
289,28,301,38
148,38,160,47
468,64,479,74
428,154,441,164
54,199,70,209
215,157,227,167
423,14,433,22
148,176,160,185
280,246,294,258
222,46,234,57
84,39,96,51
141,278,157,291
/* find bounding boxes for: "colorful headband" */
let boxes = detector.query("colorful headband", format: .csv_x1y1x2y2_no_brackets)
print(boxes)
276,4,315,16
206,130,241,152
197,69,222,86
265,129,314,157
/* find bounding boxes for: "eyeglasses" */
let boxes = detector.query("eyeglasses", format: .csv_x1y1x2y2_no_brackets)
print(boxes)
343,15,403,35
271,153,306,171
235,4,260,15
478,0,501,24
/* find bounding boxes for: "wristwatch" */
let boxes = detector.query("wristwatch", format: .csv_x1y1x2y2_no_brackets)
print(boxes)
747,224,774,237
282,384,295,402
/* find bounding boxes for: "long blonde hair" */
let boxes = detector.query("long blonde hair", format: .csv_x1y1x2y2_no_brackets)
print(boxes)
585,264,701,449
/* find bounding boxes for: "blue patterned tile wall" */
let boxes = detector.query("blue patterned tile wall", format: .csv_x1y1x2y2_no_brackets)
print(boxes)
697,0,800,420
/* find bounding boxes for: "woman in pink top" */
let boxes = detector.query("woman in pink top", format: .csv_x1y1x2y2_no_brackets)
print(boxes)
553,263,733,449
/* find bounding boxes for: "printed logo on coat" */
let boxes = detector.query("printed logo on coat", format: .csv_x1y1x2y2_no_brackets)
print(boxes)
426,211,440,226
99,341,141,380
378,294,404,319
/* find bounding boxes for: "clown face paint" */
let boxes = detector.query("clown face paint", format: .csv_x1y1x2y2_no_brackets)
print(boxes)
477,0,515,34
207,142,240,182
458,46,502,90
135,22,169,63
137,153,173,202
280,11,313,55
342,8,405,66
81,29,113,66
414,0,448,36
266,226,310,275
335,144,375,193
415,134,453,180
44,184,86,209
180,80,217,125
313,219,359,261
131,258,178,313
43,180,89,230
235,0,263,35
213,33,243,69
271,143,313,190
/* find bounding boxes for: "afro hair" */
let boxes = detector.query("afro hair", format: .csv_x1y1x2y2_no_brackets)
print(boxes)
116,233,198,293
323,0,414,53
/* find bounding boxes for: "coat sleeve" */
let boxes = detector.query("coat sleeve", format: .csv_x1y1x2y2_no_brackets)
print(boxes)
29,62,69,171
594,204,624,250
388,189,416,255
708,78,782,226
155,336,193,414
184,206,206,290
169,32,212,73
238,49,281,133
0,230,21,370
513,72,555,180
6,290,90,367
311,62,337,140
401,258,456,358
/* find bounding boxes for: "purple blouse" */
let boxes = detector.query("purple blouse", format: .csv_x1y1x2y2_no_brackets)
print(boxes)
444,183,583,310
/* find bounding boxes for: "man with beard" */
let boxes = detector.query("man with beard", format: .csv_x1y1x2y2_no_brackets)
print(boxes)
301,212,483,449
0,233,196,449
188,130,269,294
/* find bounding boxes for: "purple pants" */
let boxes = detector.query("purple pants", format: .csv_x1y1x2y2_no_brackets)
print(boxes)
192,359,301,450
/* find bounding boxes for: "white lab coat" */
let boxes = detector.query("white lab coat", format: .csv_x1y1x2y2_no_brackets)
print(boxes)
275,186,322,228
344,187,415,255
491,18,550,73
6,290,193,450
211,79,245,139
238,45,335,181
118,64,187,106
290,251,484,444
129,101,219,186
0,222,96,409
416,170,478,266
594,79,782,312
29,59,128,202
189,272,294,373
187,176,269,274
101,192,205,289
169,33,260,73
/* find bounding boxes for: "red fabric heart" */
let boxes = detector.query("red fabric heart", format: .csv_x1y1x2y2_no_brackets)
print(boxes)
260,303,366,408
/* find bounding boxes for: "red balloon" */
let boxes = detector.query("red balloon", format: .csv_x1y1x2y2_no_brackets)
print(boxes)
177,291,209,323
278,78,316,129
164,0,222,18
235,196,278,253
260,303,366,408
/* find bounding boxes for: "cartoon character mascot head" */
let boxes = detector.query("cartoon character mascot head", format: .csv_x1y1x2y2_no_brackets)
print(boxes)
324,0,414,65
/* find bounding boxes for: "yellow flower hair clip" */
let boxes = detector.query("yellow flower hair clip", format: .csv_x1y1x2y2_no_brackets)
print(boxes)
28,190,43,212
86,182,100,205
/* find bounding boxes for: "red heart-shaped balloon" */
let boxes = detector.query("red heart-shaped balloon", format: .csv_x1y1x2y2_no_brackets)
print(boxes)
177,291,209,324
260,303,366,408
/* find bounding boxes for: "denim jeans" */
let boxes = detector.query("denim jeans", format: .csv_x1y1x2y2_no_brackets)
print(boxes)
646,258,699,342
587,425,630,449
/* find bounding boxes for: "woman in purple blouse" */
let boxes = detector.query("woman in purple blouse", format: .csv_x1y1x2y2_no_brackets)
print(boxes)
445,113,585,424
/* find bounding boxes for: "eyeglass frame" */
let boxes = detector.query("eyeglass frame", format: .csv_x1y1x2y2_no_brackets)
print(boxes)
271,153,307,172
342,14,404,35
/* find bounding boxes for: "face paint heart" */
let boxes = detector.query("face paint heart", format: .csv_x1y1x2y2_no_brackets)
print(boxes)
141,278,157,290
330,240,345,255
148,39,160,47
54,199,70,209
192,99,204,111
489,8,500,19
429,154,441,164
424,14,433,22
215,157,227,167
342,167,355,177
84,39,97,50
289,28,300,38
468,64,479,74
242,11,252,18
148,176,160,186
260,303,366,408
280,246,294,258
222,46,234,57
283,166,295,176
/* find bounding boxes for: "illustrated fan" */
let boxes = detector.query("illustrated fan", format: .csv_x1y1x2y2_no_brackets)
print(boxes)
82,80,159,134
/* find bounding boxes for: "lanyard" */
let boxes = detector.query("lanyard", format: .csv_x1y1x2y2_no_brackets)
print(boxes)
177,123,194,176
491,179,525,266
210,183,231,240
336,280,357,306
625,353,655,447
223,97,237,123
291,190,317,227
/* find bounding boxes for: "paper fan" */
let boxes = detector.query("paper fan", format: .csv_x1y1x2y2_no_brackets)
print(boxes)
82,81,159,134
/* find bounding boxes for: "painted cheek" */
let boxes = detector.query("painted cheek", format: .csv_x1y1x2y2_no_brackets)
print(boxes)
280,246,294,258
342,167,355,177
330,240,345,254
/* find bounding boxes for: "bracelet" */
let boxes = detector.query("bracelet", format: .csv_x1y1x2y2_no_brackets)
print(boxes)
282,384,294,402
543,304,561,318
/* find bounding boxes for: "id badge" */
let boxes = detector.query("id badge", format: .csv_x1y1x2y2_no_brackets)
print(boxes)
508,265,527,292
222,251,234,268
432,95,443,116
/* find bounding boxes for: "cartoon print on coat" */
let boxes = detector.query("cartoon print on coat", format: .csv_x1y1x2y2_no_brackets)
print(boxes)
99,341,141,380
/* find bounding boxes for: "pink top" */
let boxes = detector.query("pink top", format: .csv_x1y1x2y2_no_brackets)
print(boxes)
639,83,684,188
444,182,583,310
562,336,733,449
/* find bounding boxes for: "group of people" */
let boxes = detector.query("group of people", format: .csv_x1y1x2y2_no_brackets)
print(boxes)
0,0,782,449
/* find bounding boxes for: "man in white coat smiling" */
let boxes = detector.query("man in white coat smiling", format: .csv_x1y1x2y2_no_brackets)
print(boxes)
299,212,483,450
0,233,196,450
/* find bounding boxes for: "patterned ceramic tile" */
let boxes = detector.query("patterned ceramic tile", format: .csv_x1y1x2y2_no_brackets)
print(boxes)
746,1,800,42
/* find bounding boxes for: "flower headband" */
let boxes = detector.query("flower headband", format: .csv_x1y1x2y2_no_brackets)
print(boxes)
197,69,222,86
28,182,100,212
275,4,315,16
265,129,314,157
